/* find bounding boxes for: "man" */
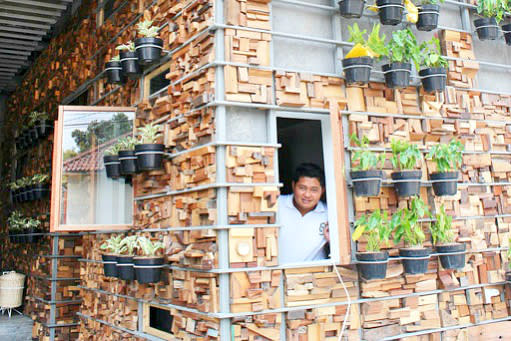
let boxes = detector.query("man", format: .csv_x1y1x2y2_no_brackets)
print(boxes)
278,163,329,263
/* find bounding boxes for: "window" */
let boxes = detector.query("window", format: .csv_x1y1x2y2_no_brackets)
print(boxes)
143,62,171,99
69,89,89,106
143,304,174,340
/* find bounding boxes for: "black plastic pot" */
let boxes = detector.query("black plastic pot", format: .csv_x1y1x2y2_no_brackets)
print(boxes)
417,4,439,31
135,144,164,171
103,155,121,179
419,67,446,92
23,130,32,148
25,227,41,244
391,170,421,197
26,185,35,202
15,136,23,151
342,57,373,85
134,257,165,284
376,0,403,25
120,51,141,79
503,24,511,45
400,248,431,274
118,150,138,175
351,170,383,197
29,126,39,143
102,254,118,278
474,17,499,41
430,171,458,196
338,0,365,18
33,183,50,200
356,251,388,280
436,243,466,270
20,187,28,202
116,255,135,281
382,63,411,88
9,232,16,243
134,37,163,66
506,271,511,282
36,119,54,138
105,61,126,84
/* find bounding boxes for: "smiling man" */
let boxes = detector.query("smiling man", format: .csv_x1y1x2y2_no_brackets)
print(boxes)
278,163,329,264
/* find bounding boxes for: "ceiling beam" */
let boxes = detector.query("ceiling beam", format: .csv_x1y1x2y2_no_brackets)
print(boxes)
0,54,29,61
0,43,41,51
0,25,47,36
0,12,57,24
0,32,42,41
0,38,39,46
0,59,29,66
0,19,51,30
0,66,21,72
0,49,31,56
0,4,62,17
2,0,67,10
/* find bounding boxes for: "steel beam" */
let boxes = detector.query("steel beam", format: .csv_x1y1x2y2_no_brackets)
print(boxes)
3,0,67,10
0,38,39,46
0,25,47,36
0,49,31,56
0,4,62,17
0,18,51,30
0,32,43,40
0,12,57,24
0,54,28,60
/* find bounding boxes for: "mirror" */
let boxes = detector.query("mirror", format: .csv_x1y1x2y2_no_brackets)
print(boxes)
50,106,135,231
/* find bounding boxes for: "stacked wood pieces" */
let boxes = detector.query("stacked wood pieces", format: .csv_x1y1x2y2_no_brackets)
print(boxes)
440,30,479,89
228,186,279,224
167,107,215,152
226,146,275,184
225,0,271,30
229,227,278,267
231,270,281,313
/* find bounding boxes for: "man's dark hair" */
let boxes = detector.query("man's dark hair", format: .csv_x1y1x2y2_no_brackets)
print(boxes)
292,163,325,187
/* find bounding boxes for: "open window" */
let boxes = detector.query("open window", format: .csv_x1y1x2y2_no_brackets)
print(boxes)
275,111,350,265
143,62,171,100
143,304,174,340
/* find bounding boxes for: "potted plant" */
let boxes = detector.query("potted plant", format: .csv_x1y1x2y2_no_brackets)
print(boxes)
105,55,126,84
8,211,23,244
118,136,138,176
381,28,420,88
134,236,165,284
503,23,511,45
117,235,138,281
352,210,392,280
419,37,448,92
134,20,163,66
103,143,121,179
25,217,41,243
9,181,20,204
18,177,30,203
23,128,33,148
100,235,123,278
342,24,386,85
135,123,164,171
430,205,466,269
350,134,385,196
375,0,405,25
32,174,50,200
391,197,432,274
474,0,507,41
26,176,36,202
339,0,366,18
116,41,141,79
391,139,423,197
30,111,53,139
416,0,443,31
427,139,463,196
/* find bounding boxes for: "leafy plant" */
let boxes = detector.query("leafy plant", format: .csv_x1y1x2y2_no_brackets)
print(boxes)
477,0,508,22
420,37,448,69
100,235,123,254
116,41,135,52
137,20,160,38
346,23,387,59
384,29,421,69
104,143,122,156
110,55,120,62
25,217,41,230
352,210,392,252
17,177,30,187
391,197,431,247
430,204,454,245
119,235,138,255
427,139,463,173
391,139,422,170
8,211,24,232
137,236,165,256
418,0,444,5
118,136,138,151
9,181,20,190
29,111,49,126
137,123,161,144
32,174,49,184
350,133,385,171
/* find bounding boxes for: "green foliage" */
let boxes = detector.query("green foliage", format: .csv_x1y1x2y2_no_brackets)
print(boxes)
8,181,20,190
391,139,422,170
137,123,161,144
31,174,49,185
385,29,421,69
427,139,464,173
391,197,431,247
477,0,508,22
430,204,454,244
100,235,123,254
352,210,392,252
119,235,138,255
116,41,135,52
118,136,138,151
28,111,49,126
104,142,121,156
8,211,40,232
419,0,444,4
420,37,448,68
347,23,387,59
137,20,160,38
137,236,165,256
17,177,30,187
350,133,385,171
110,55,120,62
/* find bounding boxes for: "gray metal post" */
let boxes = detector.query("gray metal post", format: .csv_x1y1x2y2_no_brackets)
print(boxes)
49,235,59,341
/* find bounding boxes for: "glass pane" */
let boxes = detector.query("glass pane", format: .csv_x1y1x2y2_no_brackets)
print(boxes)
60,109,134,225
149,69,170,96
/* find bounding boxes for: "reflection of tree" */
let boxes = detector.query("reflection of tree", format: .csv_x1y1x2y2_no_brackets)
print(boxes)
63,149,78,161
71,113,131,153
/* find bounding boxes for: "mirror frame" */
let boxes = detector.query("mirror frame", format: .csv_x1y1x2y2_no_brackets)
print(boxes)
50,105,136,232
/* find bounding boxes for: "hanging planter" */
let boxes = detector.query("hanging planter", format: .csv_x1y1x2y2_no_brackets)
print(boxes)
25,227,41,244
135,236,165,284
29,126,38,142
101,254,118,278
391,170,421,197
427,140,463,196
376,0,404,26
134,20,164,66
400,247,431,274
430,171,458,196
135,123,164,171
436,243,466,269
23,129,32,148
351,170,384,196
26,184,35,202
36,119,54,138
418,38,448,93
100,236,124,278
417,4,440,31
474,17,499,40
119,150,138,175
343,57,373,85
390,139,423,197
502,24,511,45
33,183,50,200
430,205,466,270
105,58,126,85
356,251,388,280
117,42,142,79
419,67,446,92
338,0,366,18
103,155,121,179
116,255,135,281
382,62,412,88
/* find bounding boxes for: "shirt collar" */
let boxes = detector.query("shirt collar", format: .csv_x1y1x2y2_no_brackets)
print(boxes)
286,194,326,213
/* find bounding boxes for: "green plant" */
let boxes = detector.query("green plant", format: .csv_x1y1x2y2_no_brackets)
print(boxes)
110,55,120,62
420,37,448,69
32,174,50,184
116,41,135,52
9,181,20,190
384,28,421,69
104,143,122,156
25,217,41,231
391,139,422,170
28,111,49,126
137,123,161,144
418,0,444,5
350,134,385,171
17,177,30,187
477,0,508,22
346,23,387,59
118,136,138,151
137,236,165,256
137,20,160,38
427,139,463,173
430,204,454,245
100,235,123,254
352,210,392,252
391,197,431,247
8,211,24,232
119,235,138,255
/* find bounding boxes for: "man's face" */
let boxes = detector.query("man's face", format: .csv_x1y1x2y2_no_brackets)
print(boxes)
292,176,324,213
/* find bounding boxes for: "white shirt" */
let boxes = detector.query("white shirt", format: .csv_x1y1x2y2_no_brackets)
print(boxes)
278,194,329,264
